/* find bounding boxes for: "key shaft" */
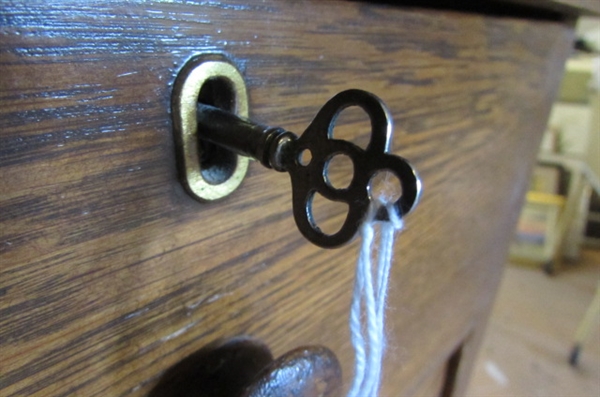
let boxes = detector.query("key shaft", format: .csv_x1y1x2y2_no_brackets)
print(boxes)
197,103,297,172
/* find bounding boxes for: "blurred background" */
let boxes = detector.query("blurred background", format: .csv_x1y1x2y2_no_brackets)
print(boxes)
466,16,600,397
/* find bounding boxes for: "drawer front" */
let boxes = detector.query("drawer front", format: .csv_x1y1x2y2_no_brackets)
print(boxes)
0,1,571,396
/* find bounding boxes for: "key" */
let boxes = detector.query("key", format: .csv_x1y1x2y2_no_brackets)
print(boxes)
197,89,421,248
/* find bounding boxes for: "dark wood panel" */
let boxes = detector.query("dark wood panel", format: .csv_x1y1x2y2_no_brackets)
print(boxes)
0,1,573,396
503,0,600,15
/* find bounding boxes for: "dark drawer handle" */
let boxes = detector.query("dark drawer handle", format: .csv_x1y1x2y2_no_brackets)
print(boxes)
149,337,342,397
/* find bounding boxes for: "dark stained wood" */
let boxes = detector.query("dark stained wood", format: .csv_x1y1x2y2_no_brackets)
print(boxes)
379,0,597,20
502,0,600,15
0,1,574,396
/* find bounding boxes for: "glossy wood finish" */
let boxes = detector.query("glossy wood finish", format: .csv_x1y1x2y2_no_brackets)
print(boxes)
0,1,573,396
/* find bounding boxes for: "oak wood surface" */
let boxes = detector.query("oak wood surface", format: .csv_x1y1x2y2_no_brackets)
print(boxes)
0,1,573,396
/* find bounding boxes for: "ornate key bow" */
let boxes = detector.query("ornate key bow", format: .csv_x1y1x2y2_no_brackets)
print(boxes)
286,89,421,248
190,89,421,248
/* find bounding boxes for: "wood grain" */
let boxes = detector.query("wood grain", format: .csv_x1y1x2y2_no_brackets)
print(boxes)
0,1,573,396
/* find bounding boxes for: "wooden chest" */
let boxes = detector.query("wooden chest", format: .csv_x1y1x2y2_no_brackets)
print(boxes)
1,1,593,396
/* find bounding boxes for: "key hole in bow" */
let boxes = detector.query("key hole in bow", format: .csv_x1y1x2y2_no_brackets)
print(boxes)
309,192,349,236
298,149,312,166
324,154,354,190
331,105,371,150
369,170,403,203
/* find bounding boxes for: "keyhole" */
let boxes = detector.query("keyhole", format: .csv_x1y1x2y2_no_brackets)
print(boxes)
197,77,238,185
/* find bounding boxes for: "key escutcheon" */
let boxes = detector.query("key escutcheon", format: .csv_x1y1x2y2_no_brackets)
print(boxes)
286,89,421,248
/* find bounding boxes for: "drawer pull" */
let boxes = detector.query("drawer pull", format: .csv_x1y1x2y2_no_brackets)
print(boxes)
173,56,421,248
149,337,341,397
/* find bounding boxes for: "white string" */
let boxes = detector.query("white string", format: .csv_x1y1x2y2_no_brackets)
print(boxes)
348,200,403,397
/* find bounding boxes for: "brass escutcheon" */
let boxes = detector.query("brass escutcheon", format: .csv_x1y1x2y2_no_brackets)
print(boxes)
172,54,249,201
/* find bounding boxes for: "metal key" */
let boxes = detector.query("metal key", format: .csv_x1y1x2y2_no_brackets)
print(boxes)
197,89,421,248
